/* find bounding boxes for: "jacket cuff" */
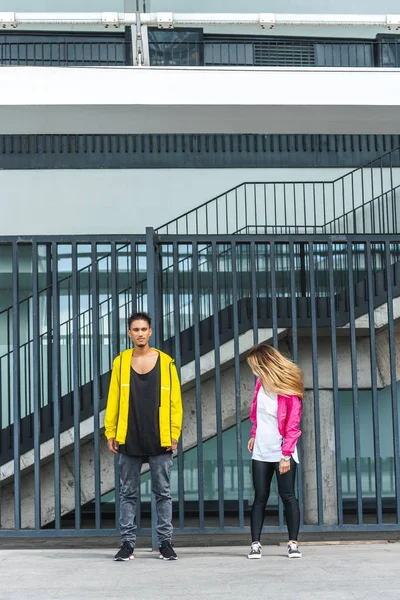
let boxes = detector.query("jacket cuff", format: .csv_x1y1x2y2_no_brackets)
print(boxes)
171,426,181,441
105,429,116,440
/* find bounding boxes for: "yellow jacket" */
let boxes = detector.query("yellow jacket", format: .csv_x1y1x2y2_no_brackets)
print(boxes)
104,348,183,446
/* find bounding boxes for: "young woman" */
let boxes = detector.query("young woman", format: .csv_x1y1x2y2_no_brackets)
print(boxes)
246,343,304,560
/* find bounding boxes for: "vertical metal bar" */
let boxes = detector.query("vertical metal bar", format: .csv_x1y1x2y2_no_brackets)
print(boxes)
361,167,367,233
264,184,267,233
51,241,61,530
12,241,21,530
71,242,81,530
283,185,288,234
172,242,184,530
211,241,224,530
231,241,244,528
365,242,382,524
32,241,41,530
370,164,376,233
385,241,400,522
110,242,121,534
91,242,102,531
131,242,137,313
270,240,283,527
254,183,258,233
192,241,205,530
327,240,343,525
347,242,363,524
145,228,160,548
250,241,259,345
270,242,278,349
289,241,303,526
308,242,324,525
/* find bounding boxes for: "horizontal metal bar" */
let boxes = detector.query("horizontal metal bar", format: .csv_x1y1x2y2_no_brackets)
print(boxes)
1,523,400,538
0,12,394,28
2,234,400,246
0,235,146,244
156,234,400,244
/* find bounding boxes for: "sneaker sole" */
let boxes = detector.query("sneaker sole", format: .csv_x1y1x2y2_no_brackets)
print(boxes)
248,554,262,559
159,555,178,560
287,554,302,558
114,555,134,561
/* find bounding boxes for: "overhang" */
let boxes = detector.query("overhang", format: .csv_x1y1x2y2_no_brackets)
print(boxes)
1,66,400,134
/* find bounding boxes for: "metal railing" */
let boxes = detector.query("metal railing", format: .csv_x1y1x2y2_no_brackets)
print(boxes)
148,38,400,68
157,147,400,235
1,32,400,69
0,40,130,67
1,233,400,536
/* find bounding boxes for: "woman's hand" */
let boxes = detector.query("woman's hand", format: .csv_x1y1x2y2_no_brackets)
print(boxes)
248,438,255,453
279,458,291,475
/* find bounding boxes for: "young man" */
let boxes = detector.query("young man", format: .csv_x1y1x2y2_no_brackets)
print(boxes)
104,312,183,561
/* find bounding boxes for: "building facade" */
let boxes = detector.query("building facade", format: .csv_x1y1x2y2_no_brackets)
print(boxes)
1,0,400,538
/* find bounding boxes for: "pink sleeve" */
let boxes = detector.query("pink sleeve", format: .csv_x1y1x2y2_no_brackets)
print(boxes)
281,395,302,456
250,379,262,438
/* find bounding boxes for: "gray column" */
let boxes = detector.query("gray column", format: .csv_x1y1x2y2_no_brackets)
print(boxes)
302,390,338,526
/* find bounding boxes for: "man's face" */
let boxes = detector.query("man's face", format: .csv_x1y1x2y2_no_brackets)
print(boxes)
128,319,152,348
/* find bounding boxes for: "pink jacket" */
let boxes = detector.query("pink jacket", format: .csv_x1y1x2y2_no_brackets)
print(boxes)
250,378,302,456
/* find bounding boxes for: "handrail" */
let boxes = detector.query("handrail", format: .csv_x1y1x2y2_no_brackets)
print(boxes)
156,146,400,235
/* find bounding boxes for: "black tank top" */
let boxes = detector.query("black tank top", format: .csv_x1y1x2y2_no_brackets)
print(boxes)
119,356,168,457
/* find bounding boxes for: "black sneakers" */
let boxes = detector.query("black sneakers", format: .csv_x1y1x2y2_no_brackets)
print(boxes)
287,541,302,558
159,540,178,560
114,541,134,561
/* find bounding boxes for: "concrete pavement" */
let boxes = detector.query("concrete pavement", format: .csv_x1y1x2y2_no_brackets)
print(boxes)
0,542,399,600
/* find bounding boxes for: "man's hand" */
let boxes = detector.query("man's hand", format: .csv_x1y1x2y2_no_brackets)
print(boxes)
107,438,119,455
166,438,178,452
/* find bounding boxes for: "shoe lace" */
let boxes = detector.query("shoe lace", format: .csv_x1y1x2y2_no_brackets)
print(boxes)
251,542,261,550
288,542,297,550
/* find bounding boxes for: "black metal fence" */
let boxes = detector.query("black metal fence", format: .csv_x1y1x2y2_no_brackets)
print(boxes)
1,232,400,537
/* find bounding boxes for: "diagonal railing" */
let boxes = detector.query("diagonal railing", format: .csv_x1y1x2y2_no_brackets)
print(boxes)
156,147,400,235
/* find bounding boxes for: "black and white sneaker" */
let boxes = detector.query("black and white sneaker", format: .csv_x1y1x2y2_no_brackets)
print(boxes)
114,541,134,561
159,540,178,560
287,541,302,558
248,542,262,559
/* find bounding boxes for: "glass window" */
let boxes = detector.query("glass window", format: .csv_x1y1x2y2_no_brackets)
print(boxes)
148,28,203,66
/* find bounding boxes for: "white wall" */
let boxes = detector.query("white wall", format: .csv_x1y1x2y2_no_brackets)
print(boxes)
0,167,352,235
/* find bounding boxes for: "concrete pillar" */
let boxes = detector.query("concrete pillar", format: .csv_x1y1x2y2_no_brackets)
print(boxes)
302,390,338,525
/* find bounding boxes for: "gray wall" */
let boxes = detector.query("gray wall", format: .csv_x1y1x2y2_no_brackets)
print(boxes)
0,167,350,236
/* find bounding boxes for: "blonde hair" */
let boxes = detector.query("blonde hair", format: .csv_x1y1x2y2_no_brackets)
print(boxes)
247,344,304,399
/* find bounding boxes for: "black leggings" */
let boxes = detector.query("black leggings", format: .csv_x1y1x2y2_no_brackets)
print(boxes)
251,458,300,542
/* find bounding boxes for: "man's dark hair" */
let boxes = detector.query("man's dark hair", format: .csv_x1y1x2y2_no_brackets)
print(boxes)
128,312,152,329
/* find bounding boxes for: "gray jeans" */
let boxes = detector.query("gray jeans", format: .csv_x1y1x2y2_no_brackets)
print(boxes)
119,453,173,546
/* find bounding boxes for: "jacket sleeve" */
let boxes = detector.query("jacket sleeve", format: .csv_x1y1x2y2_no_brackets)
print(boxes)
281,395,302,456
250,379,261,438
104,354,121,440
170,363,183,441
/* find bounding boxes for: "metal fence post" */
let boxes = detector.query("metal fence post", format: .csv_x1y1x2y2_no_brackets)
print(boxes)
146,227,160,550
